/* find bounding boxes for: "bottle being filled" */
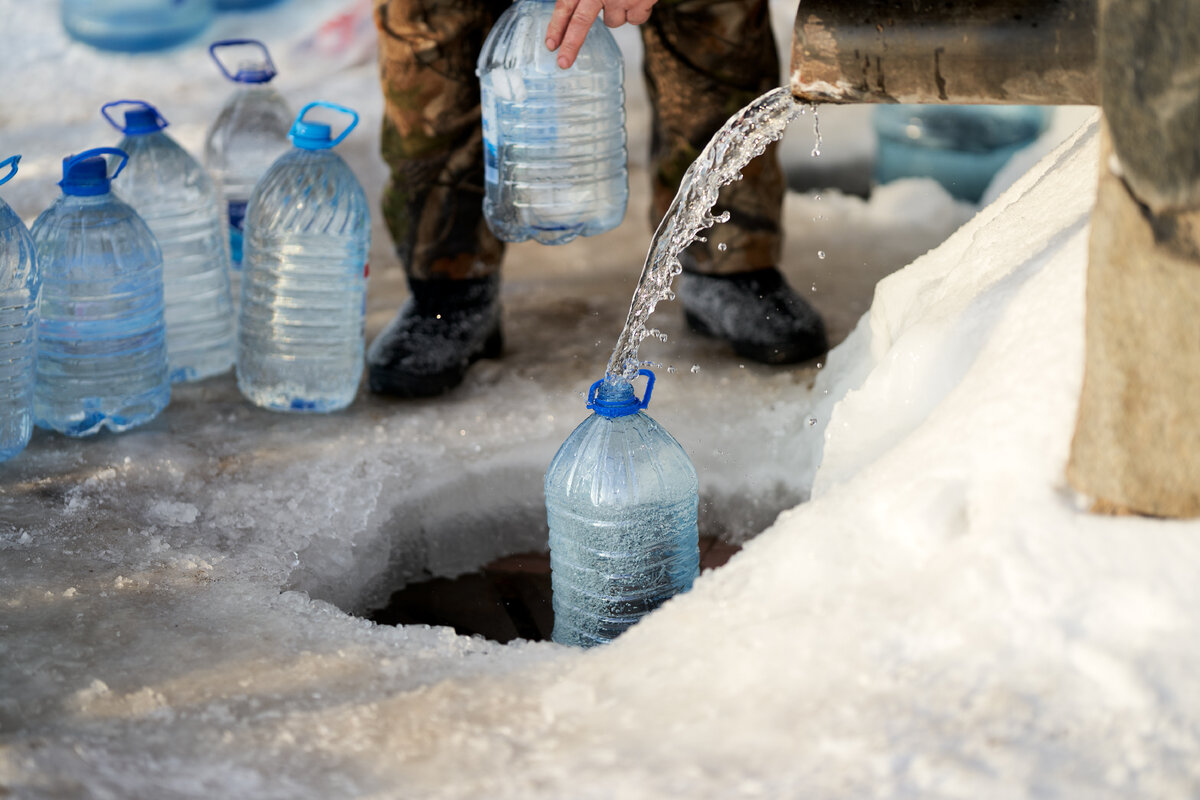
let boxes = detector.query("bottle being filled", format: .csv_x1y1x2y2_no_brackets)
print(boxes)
62,0,214,52
31,148,170,437
545,370,700,647
0,156,40,463
237,101,370,413
204,39,293,279
477,0,628,245
103,100,234,383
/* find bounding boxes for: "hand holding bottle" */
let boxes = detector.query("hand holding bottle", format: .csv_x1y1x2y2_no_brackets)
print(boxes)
545,0,658,69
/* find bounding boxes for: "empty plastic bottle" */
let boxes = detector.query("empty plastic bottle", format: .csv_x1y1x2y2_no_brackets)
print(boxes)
62,0,215,52
204,39,292,273
0,157,40,463
873,105,1049,203
31,148,170,437
477,0,628,245
545,370,700,647
237,102,370,413
103,100,234,383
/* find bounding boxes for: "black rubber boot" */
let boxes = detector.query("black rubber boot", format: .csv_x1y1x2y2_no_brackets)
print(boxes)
679,267,828,365
367,276,503,398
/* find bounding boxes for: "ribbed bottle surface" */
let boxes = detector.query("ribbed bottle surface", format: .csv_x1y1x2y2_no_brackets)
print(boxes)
31,194,169,436
0,203,39,462
545,383,699,647
204,86,293,268
117,132,234,383
62,0,214,52
478,0,628,245
237,149,369,413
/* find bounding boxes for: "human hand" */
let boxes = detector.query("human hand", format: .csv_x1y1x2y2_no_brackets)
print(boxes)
545,0,657,70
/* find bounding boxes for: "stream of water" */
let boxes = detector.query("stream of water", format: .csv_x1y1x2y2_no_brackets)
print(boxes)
605,87,815,382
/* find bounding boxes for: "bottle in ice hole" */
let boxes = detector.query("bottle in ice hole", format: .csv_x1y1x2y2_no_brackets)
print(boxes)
545,370,700,647
237,101,369,413
31,148,170,437
62,0,214,52
103,100,234,384
872,105,1049,203
0,156,40,463
204,39,292,275
476,0,628,245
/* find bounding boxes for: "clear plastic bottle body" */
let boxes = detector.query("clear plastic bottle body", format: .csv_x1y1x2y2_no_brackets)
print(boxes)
116,131,234,383
545,379,700,647
872,105,1049,202
31,194,169,436
0,200,39,462
204,86,293,268
61,0,214,52
477,0,628,245
237,149,369,413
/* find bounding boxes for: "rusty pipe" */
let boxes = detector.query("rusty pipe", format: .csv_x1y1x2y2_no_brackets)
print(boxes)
790,0,1099,106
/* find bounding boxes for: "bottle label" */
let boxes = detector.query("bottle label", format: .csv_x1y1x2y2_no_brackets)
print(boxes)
227,200,248,232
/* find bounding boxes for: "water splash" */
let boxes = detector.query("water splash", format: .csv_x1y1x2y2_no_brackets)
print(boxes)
605,88,810,381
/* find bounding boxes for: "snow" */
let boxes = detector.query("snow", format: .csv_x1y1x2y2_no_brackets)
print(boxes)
4,2,1200,798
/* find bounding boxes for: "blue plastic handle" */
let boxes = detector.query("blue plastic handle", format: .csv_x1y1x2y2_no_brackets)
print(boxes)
209,39,277,83
295,101,359,148
0,155,19,187
100,100,168,133
586,368,655,412
66,147,130,182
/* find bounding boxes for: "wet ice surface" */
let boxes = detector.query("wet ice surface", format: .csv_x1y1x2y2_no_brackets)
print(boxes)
7,2,1200,798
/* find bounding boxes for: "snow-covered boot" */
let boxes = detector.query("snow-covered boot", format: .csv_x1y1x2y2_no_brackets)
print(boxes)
679,267,827,365
367,275,503,397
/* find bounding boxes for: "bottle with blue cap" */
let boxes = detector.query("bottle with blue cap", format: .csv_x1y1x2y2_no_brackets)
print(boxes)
62,0,214,52
0,156,40,463
477,0,628,245
104,100,234,384
204,39,293,272
31,148,170,437
237,101,370,413
544,369,700,647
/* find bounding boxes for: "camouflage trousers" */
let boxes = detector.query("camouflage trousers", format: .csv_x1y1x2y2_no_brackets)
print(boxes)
374,0,783,280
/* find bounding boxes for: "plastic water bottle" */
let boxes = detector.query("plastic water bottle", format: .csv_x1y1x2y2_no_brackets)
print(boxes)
204,39,293,274
103,100,234,384
545,370,700,647
0,157,40,463
31,148,170,437
873,105,1049,203
237,102,369,413
477,0,628,245
62,0,214,52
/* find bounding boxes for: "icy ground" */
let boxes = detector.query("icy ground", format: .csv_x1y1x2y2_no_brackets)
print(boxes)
4,2,1199,798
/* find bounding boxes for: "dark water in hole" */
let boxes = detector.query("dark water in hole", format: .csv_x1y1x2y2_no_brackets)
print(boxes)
368,538,741,643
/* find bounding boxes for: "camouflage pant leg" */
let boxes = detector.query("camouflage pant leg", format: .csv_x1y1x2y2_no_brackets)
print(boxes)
641,0,784,275
374,0,509,281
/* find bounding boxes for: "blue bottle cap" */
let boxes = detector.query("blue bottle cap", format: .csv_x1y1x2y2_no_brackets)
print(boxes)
0,155,19,187
209,39,278,84
60,148,129,197
587,369,655,418
101,100,169,135
289,101,359,150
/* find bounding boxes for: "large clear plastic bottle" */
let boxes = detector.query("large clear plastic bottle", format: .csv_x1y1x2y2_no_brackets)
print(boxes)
204,40,293,276
103,100,234,383
32,149,170,437
477,0,628,245
237,102,370,413
62,0,214,52
0,157,40,463
545,370,700,647
873,105,1049,203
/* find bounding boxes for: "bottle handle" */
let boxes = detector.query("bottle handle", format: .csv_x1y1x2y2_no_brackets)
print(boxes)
66,147,130,182
0,155,19,187
209,38,278,83
295,101,359,148
586,368,655,411
100,100,168,133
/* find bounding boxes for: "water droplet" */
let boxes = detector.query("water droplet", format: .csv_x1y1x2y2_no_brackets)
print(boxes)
817,250,826,260
667,365,677,374
814,193,821,200
816,361,824,369
810,283,817,292
716,242,727,252
690,364,701,374
808,417,818,426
